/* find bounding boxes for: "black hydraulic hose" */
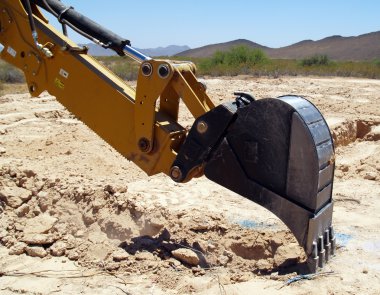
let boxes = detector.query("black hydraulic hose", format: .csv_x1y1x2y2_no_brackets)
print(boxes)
41,0,68,37
61,22,68,36
23,0,54,57
30,0,130,56
41,0,68,36
23,0,39,43
39,0,106,46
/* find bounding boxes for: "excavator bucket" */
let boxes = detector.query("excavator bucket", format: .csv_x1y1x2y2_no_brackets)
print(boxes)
172,95,336,272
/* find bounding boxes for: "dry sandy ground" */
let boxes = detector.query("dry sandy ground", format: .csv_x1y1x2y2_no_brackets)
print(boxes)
0,76,379,294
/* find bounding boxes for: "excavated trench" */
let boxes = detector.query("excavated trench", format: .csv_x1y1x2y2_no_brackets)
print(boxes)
330,118,380,147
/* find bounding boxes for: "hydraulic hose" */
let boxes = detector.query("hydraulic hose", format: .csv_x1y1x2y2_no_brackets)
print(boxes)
29,0,131,56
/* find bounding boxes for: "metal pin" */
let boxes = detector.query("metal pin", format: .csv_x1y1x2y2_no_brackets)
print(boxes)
170,166,183,182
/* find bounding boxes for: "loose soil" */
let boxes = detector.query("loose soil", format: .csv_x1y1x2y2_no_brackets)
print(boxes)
0,76,379,294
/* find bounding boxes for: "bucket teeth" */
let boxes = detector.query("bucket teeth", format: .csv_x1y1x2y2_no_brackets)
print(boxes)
318,235,326,268
330,226,336,256
308,226,336,272
324,229,331,262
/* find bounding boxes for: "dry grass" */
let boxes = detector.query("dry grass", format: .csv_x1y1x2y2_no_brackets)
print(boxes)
0,83,28,96
0,52,378,97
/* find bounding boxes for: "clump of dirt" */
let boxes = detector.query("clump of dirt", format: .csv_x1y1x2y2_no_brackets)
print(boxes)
0,165,303,289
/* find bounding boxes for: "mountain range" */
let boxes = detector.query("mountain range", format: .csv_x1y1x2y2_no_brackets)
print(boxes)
177,31,380,61
84,31,380,61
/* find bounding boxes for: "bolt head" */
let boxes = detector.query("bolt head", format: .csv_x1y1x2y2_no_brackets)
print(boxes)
170,166,182,181
138,138,150,152
196,121,208,134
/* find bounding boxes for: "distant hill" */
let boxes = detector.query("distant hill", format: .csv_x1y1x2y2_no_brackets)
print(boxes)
84,43,190,57
139,45,190,57
267,31,380,60
176,31,380,61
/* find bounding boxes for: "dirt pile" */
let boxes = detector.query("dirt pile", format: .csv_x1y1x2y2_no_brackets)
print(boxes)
0,165,303,287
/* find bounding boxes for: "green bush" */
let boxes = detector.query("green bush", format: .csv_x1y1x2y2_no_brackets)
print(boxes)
224,46,267,66
199,46,268,75
373,59,380,67
300,54,331,66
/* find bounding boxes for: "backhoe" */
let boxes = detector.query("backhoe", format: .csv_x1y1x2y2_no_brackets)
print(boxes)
0,0,336,272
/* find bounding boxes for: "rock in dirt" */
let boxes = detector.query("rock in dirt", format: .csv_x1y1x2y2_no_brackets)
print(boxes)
23,169,37,178
255,259,274,272
273,243,303,267
0,186,32,208
82,210,96,226
105,262,120,271
0,229,7,240
37,191,52,212
67,250,80,261
26,246,48,258
104,184,116,195
15,203,30,217
217,255,230,266
363,171,377,180
172,248,200,266
50,241,67,256
9,242,27,255
166,258,181,268
112,249,130,262
2,236,17,248
22,233,56,245
23,214,57,234
86,243,110,261
142,212,166,236
135,251,155,261
229,238,269,260
92,197,106,211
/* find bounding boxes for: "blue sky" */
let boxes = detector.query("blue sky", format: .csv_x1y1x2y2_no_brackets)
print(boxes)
45,0,379,49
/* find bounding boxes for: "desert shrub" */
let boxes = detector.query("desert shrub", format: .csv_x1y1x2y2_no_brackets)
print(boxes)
0,60,24,83
300,54,331,66
99,53,380,80
224,46,268,66
96,56,139,80
199,46,268,75
110,61,139,80
373,59,380,67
